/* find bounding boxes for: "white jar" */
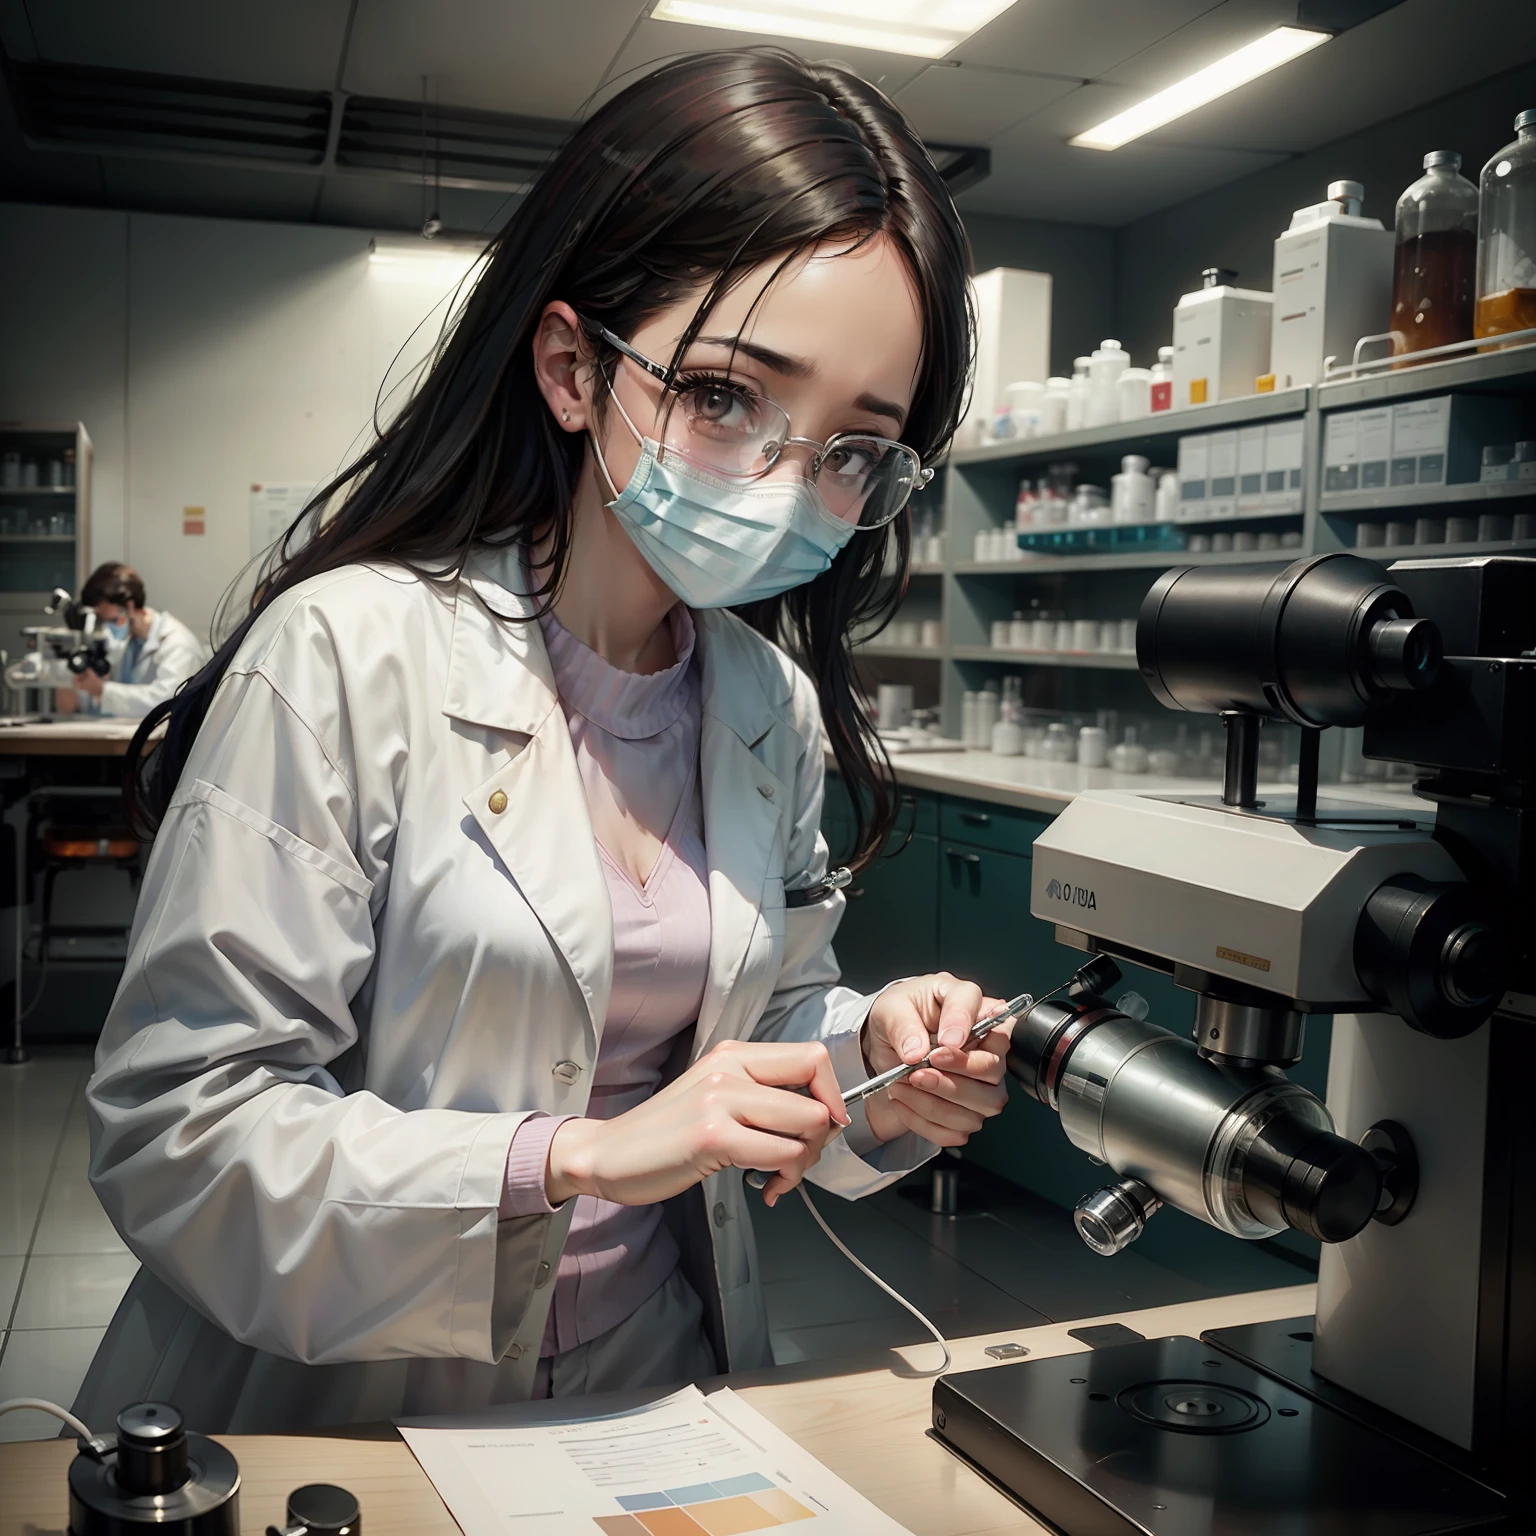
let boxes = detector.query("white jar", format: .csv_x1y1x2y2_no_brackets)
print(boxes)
1072,619,1101,651
1009,611,1030,649
1078,725,1109,768
1085,339,1130,428
962,691,979,747
1155,468,1180,522
1118,618,1138,652
1232,530,1257,551
1040,721,1077,762
1031,616,1056,650
1211,531,1234,553
1111,455,1154,524
991,710,1025,756
976,688,1000,743
1066,356,1092,432
1150,345,1174,412
1109,728,1150,773
991,620,1011,649
1054,619,1075,652
972,528,989,563
1006,381,1044,438
1041,378,1071,436
921,619,943,648
1117,367,1153,422
1257,531,1281,550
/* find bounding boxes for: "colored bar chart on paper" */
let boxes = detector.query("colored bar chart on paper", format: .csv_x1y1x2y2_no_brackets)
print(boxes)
398,1384,913,1536
594,1470,815,1533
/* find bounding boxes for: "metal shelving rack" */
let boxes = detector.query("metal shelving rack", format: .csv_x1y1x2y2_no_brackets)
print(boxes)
0,421,94,688
853,344,1536,739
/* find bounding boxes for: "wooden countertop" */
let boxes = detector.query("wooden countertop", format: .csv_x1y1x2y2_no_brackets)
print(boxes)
0,719,145,756
0,1284,1313,1536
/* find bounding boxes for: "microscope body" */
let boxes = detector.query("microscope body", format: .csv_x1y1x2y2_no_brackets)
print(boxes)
943,553,1536,1525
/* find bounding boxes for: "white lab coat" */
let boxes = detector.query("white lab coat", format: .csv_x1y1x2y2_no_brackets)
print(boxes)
90,609,210,719
76,545,932,1434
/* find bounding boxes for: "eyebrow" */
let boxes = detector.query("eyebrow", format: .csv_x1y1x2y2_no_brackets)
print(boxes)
693,334,908,430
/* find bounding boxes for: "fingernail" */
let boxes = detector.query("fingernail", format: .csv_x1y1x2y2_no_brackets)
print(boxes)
903,1036,927,1058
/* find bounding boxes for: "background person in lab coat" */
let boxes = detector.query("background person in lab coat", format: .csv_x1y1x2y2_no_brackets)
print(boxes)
77,48,1008,1434
54,561,210,719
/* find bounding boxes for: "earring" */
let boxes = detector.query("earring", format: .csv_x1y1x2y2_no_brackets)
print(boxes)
561,410,570,422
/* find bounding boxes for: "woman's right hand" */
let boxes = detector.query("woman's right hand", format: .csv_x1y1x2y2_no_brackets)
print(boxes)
545,1039,851,1209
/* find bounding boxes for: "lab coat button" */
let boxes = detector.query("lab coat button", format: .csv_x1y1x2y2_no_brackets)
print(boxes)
535,1261,551,1288
488,789,508,814
552,1059,581,1085
757,783,774,799
507,1343,523,1361
712,1201,728,1228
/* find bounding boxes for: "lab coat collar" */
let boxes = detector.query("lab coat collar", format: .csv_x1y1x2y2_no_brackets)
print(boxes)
137,610,167,658
444,544,792,750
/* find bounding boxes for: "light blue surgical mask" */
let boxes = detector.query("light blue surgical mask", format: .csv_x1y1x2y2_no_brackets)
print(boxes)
103,620,129,643
592,397,856,609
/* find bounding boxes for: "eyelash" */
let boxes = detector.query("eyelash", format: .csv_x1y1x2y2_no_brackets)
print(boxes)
671,370,757,401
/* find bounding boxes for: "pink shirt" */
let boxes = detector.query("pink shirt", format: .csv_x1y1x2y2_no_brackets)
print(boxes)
501,604,710,1358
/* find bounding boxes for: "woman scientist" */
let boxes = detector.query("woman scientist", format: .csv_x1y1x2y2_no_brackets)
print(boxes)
77,47,1008,1433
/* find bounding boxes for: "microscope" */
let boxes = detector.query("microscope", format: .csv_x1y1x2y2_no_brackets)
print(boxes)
932,553,1533,1534
3,587,113,698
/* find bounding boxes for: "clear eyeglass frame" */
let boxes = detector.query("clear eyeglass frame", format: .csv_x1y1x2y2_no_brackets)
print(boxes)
578,314,932,529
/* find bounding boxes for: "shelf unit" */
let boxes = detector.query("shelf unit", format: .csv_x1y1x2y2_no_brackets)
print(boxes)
850,344,1536,739
0,422,93,689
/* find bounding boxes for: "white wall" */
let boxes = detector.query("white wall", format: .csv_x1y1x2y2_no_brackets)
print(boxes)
0,203,482,640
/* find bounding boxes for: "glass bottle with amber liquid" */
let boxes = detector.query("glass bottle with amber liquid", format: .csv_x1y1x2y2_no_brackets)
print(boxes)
1390,151,1477,364
1476,109,1536,344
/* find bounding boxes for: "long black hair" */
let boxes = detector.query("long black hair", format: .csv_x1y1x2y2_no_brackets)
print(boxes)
126,47,973,872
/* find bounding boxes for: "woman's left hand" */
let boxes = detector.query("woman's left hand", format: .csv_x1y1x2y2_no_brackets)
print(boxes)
860,973,1010,1147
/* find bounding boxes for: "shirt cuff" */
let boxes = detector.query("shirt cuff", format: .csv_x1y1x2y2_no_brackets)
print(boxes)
500,1113,578,1219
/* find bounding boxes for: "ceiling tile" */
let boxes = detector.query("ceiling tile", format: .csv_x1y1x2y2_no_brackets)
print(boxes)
947,0,1217,79
956,84,1286,224
343,0,642,120
596,20,928,113
22,0,353,91
895,64,1078,144
98,160,322,222
1094,0,1302,90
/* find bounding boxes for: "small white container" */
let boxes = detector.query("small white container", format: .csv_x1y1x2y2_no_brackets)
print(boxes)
1513,511,1536,540
1414,517,1444,545
1155,469,1180,522
1111,455,1154,524
1118,618,1138,652
1478,513,1514,542
1078,725,1109,767
991,620,1011,649
1281,530,1303,549
962,691,979,747
1233,531,1257,551
1054,619,1075,652
1150,346,1174,412
1066,356,1092,432
1041,378,1071,436
1188,533,1212,553
876,683,914,730
1211,531,1234,553
1257,531,1281,550
976,688,1000,743
897,619,920,645
1385,520,1415,547
1031,616,1056,650
921,619,943,648
1006,381,1045,438
1117,367,1153,422
1109,728,1150,773
1445,516,1478,543
972,529,989,563
1148,747,1181,776
991,711,1025,756
1086,339,1130,428
1072,619,1101,651
1009,611,1030,649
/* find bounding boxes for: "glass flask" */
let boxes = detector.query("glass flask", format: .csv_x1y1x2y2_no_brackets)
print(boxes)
1390,151,1478,361
1475,110,1536,344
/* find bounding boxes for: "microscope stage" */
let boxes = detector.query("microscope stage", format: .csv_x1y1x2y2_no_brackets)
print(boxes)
932,1335,1506,1535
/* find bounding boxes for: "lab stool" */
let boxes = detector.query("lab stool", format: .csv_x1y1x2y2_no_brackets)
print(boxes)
35,821,142,957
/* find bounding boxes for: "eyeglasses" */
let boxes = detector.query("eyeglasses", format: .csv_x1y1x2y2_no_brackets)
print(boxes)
579,315,931,529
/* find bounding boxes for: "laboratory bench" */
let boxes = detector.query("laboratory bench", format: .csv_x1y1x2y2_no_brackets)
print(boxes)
0,1282,1315,1536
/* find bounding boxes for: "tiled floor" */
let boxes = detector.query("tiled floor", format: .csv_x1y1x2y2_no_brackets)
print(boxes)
0,1048,133,1443
0,1048,1310,1441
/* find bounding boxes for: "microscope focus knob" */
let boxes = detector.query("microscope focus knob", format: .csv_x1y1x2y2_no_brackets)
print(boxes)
1074,1179,1162,1256
1243,1121,1383,1244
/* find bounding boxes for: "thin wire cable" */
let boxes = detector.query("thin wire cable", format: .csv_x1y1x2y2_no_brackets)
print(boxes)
796,1185,951,1376
0,1397,92,1440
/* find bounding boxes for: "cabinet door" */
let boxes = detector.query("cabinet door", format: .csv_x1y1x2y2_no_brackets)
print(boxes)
832,832,939,993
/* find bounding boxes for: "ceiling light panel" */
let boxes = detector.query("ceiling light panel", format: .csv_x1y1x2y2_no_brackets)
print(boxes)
1070,26,1330,151
649,0,1019,60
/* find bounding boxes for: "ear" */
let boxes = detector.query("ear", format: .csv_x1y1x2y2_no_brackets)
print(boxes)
532,301,593,433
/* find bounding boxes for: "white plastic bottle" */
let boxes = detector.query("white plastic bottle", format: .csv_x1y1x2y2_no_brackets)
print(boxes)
991,700,1025,757
1065,356,1092,432
1086,339,1130,428
1111,455,1155,523
961,690,979,748
976,684,1000,746
1155,468,1180,522
1117,367,1152,422
1009,609,1030,649
1041,377,1071,436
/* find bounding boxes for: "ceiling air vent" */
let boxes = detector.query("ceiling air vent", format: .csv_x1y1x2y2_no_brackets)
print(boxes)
927,144,990,197
10,59,331,166
336,97,570,193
